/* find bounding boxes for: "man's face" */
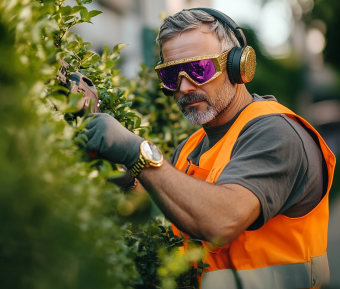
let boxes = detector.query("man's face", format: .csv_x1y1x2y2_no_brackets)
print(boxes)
162,25,236,125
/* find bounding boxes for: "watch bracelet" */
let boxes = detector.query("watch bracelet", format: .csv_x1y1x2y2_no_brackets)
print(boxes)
129,153,147,178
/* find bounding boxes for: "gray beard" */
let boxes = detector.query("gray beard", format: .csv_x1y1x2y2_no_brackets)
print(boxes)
183,105,218,125
176,82,235,125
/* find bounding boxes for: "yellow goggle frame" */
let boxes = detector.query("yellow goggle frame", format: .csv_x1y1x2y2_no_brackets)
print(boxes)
154,49,232,92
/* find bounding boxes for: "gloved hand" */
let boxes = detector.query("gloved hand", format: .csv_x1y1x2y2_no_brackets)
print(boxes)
83,113,144,169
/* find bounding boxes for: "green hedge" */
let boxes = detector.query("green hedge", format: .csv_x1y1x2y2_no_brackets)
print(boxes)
0,1,207,289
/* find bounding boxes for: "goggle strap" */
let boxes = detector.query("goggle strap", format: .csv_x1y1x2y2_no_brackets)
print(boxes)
219,49,231,66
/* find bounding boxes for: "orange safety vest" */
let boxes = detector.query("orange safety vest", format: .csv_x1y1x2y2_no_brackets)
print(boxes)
173,100,336,289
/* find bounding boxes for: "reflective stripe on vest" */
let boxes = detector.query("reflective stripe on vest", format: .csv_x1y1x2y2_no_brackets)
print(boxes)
201,254,329,289
173,100,336,289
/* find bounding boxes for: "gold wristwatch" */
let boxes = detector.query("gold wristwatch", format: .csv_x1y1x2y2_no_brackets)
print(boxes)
129,140,164,178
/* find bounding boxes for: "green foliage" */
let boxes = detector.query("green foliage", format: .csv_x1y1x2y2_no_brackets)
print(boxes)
0,1,203,289
308,0,340,70
125,222,208,289
129,35,198,159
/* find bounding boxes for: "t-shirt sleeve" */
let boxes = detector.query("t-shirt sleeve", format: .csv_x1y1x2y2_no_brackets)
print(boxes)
215,114,308,230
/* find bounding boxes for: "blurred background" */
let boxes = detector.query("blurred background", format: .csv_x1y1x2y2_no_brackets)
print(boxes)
66,0,340,286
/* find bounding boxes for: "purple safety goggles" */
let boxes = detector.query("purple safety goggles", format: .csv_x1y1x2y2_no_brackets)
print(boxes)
155,49,231,92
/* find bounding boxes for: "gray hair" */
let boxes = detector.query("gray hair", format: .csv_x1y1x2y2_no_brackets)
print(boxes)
156,10,240,53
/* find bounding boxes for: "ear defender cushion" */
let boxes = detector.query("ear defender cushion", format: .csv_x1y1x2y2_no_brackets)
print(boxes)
226,47,237,85
227,47,244,85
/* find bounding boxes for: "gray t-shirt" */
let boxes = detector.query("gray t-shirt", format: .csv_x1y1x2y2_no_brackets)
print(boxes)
170,95,325,230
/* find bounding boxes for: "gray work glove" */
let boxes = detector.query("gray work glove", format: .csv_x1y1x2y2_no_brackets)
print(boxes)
83,113,144,169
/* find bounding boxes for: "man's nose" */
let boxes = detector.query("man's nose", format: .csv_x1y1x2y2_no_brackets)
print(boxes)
178,76,197,95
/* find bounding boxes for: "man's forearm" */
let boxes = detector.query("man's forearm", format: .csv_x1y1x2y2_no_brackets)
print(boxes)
139,160,260,244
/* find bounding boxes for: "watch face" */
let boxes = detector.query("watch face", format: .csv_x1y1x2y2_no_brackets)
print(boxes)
142,141,162,162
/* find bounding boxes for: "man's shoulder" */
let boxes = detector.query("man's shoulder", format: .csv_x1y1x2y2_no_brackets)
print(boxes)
252,93,278,103
218,111,324,228
239,113,303,146
238,102,315,155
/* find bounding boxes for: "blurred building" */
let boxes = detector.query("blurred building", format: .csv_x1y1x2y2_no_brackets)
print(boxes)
166,0,211,15
67,0,210,77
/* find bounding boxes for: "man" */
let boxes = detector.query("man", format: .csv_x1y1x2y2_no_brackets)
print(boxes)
84,8,335,289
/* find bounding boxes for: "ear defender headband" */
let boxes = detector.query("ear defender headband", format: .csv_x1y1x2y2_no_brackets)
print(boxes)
158,8,256,96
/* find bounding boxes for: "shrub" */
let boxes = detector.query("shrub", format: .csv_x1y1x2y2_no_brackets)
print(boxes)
0,1,206,289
